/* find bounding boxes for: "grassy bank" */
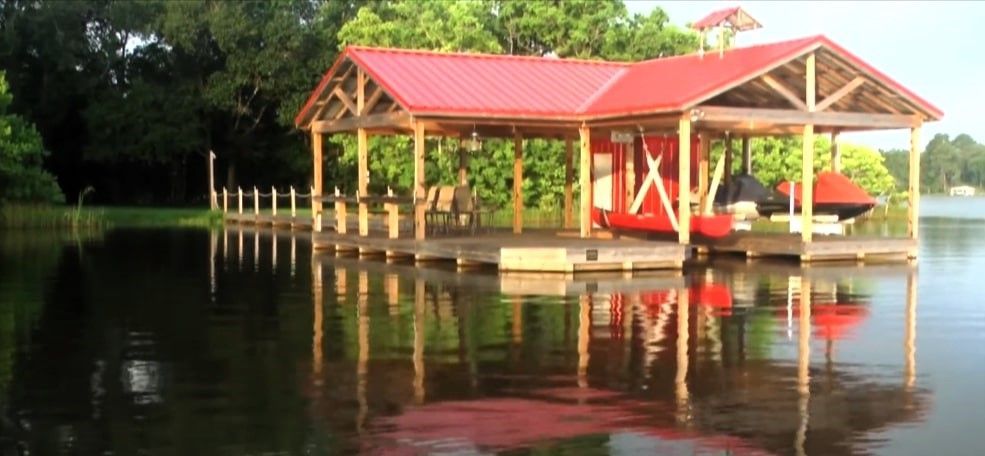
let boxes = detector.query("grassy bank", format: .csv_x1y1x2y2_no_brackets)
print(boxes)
0,204,106,230
1,204,221,230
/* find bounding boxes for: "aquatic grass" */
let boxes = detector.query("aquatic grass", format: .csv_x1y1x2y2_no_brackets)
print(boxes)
0,204,105,230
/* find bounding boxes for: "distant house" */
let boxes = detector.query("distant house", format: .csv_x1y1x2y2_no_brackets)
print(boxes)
949,185,976,196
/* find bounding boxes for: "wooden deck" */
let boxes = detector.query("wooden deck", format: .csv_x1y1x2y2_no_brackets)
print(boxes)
317,253,685,296
313,230,687,272
695,232,917,262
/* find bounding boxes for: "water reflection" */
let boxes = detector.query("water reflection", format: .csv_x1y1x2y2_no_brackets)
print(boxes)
0,227,929,455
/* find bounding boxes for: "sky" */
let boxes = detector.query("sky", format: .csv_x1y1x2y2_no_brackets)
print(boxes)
625,1,981,150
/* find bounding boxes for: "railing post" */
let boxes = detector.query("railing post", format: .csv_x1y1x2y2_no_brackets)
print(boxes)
386,186,399,239
222,187,228,213
272,186,278,217
253,186,259,219
312,185,321,232
238,187,243,215
335,186,347,235
290,186,297,219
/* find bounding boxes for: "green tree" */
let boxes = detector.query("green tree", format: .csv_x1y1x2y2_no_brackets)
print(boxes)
0,72,63,203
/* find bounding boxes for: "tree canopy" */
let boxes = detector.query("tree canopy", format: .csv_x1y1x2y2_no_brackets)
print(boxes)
0,71,62,203
0,0,957,206
883,133,985,193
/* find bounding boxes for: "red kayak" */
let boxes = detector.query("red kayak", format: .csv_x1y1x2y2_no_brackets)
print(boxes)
775,172,876,221
593,208,733,238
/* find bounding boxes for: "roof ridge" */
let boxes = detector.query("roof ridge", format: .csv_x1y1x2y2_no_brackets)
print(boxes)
346,45,630,67
631,34,825,66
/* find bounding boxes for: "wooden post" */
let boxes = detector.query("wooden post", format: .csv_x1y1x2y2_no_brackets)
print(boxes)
830,131,841,173
290,186,296,218
238,187,243,215
578,125,592,238
335,187,347,234
723,132,733,189
741,135,751,174
253,186,259,218
625,140,635,213
222,187,228,213
513,132,523,234
564,137,574,229
908,124,921,242
311,130,323,232
678,116,692,245
271,186,278,216
413,121,426,240
458,146,468,186
385,186,399,239
208,150,217,210
357,128,369,237
801,52,817,246
698,134,710,213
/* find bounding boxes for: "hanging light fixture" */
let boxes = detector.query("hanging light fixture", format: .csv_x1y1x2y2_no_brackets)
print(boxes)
469,124,482,152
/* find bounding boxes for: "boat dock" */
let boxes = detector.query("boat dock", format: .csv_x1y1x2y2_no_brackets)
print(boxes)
695,232,917,262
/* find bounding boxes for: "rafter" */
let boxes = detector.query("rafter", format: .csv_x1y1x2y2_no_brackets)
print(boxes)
332,86,358,115
312,112,412,134
362,85,384,115
816,76,865,111
761,74,808,111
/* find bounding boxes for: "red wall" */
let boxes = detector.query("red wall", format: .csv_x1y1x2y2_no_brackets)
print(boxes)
592,135,701,217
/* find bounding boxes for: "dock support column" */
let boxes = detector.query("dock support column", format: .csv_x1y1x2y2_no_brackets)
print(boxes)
458,145,468,186
513,132,523,234
698,133,710,213
678,116,692,245
801,52,817,246
741,135,752,174
357,128,369,237
578,125,592,238
830,131,841,173
908,124,921,243
253,186,259,219
357,68,369,237
238,187,243,215
311,130,323,232
222,187,228,213
413,121,426,240
723,132,733,189
272,186,277,217
564,137,574,229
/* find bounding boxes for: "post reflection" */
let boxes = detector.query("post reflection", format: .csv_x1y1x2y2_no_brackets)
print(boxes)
298,249,927,456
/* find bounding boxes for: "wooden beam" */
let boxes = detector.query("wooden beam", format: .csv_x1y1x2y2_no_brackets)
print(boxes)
332,86,357,115
513,132,523,234
579,125,592,238
357,128,369,236
694,106,918,130
312,112,411,134
678,116,691,245
830,131,841,173
311,130,323,232
761,74,808,110
741,135,751,174
801,52,816,245
816,76,865,112
564,137,574,229
363,85,384,115
908,124,921,242
413,121,426,240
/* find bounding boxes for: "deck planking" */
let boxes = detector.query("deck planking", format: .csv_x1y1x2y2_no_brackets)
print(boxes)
696,232,917,262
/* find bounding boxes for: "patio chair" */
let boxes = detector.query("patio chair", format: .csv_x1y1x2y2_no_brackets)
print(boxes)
452,185,482,234
429,186,456,235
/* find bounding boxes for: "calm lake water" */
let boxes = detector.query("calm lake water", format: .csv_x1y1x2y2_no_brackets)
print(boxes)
1,196,983,455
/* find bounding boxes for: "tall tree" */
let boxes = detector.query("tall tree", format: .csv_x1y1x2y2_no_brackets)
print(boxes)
0,72,63,203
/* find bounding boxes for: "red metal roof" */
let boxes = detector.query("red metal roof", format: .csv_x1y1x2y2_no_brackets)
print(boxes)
692,7,741,29
583,36,820,116
294,35,942,127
